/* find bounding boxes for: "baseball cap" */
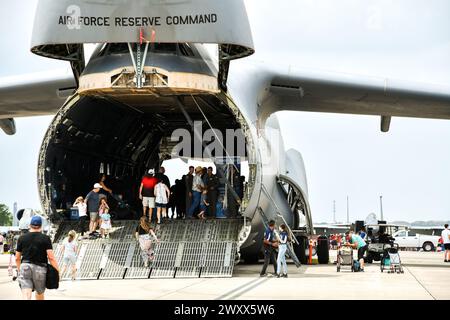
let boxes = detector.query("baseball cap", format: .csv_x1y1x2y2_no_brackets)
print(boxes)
148,169,155,175
30,216,42,227
94,183,102,189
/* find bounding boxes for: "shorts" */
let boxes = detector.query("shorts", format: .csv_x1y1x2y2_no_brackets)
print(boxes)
155,203,167,208
100,221,112,230
358,245,368,260
18,263,47,294
444,243,450,250
89,211,98,222
143,197,155,208
63,255,77,266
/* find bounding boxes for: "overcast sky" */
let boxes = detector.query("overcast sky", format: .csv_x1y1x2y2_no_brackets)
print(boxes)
0,0,449,223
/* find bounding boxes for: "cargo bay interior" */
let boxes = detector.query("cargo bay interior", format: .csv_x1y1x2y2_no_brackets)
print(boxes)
41,93,256,221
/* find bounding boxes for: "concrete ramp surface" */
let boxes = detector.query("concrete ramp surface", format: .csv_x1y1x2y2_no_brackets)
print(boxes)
53,219,243,280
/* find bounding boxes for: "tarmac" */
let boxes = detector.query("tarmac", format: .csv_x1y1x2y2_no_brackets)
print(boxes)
0,250,449,300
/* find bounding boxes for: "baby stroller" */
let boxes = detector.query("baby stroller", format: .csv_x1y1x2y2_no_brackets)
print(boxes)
337,246,354,272
380,243,404,273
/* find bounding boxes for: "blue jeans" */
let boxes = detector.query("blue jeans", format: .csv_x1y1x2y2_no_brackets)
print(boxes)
187,191,201,218
277,244,288,275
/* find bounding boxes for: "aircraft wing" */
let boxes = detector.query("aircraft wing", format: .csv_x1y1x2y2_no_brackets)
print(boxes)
259,65,450,131
0,69,75,134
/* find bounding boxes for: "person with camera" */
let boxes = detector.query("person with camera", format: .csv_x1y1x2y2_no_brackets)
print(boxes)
15,216,59,300
260,220,278,277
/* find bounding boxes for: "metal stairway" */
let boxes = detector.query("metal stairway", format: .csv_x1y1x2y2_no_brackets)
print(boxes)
52,219,244,280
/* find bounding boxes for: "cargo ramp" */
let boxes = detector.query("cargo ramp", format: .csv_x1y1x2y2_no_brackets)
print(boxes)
53,219,244,280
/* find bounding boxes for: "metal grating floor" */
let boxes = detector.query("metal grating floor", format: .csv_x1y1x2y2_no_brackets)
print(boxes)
53,219,243,280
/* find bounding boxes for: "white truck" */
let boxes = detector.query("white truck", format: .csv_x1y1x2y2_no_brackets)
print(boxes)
392,230,440,252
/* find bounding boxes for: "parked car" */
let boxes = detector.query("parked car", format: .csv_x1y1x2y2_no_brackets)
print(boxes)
392,230,440,252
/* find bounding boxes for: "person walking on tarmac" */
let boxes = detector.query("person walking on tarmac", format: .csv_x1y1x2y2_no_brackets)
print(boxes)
344,230,368,272
276,224,289,278
442,224,450,262
15,216,59,300
260,220,278,277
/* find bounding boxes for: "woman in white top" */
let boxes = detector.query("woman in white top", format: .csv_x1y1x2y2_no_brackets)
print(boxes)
442,224,450,262
276,224,289,278
73,196,88,237
154,180,170,224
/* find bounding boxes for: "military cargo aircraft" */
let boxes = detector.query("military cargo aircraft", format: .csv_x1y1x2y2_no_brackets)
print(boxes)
0,0,449,262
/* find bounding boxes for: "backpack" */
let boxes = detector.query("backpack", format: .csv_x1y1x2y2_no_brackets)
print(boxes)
353,260,360,272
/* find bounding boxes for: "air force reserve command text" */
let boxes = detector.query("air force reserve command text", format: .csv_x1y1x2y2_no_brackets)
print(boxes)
58,13,218,27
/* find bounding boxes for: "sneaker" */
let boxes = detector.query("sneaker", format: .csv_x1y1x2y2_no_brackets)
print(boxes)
276,274,281,278
360,269,364,272
445,260,449,262
282,274,288,278
260,273,267,277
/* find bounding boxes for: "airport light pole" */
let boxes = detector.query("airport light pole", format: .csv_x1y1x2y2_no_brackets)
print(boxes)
380,195,384,221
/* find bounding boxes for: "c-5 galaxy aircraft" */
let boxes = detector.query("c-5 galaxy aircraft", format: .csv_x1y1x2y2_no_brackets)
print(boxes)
1,0,449,262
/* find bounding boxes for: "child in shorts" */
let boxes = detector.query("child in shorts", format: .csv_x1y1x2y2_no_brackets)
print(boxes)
61,230,78,280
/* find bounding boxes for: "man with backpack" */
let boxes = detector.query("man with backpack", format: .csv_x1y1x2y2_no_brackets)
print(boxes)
260,220,278,277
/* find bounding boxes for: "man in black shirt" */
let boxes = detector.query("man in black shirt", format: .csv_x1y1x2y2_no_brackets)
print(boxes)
155,166,171,188
15,216,59,300
205,167,219,217
173,179,186,219
182,166,194,219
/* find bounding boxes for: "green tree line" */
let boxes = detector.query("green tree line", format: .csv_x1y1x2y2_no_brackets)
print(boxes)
0,204,13,226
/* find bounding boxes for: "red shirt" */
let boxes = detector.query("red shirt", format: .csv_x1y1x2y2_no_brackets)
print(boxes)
141,176,158,197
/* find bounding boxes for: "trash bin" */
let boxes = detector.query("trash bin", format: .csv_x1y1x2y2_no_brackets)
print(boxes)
294,236,308,264
317,235,330,264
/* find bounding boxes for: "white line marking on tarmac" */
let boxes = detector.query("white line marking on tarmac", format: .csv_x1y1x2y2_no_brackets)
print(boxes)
404,266,436,300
